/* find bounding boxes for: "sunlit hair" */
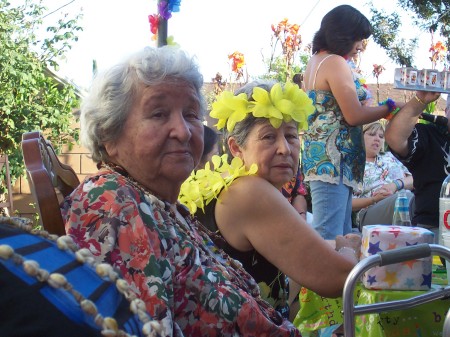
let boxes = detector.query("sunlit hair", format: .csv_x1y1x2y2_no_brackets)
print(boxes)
80,46,206,163
363,121,386,153
363,121,385,134
312,4,372,56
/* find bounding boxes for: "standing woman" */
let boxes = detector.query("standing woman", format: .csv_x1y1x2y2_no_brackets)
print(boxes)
302,5,405,240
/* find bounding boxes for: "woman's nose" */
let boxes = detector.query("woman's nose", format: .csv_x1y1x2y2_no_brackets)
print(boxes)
277,137,292,155
170,113,192,141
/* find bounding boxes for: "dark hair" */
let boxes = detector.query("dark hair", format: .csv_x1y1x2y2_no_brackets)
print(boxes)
312,5,372,56
292,73,303,87
203,125,218,159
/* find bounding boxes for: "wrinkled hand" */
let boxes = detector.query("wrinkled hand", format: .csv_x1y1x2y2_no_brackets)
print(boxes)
335,233,362,258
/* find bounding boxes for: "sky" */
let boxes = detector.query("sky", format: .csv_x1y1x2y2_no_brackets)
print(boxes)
39,0,442,90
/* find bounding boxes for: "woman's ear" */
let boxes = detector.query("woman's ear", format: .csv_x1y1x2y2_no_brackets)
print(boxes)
104,141,117,158
228,137,243,159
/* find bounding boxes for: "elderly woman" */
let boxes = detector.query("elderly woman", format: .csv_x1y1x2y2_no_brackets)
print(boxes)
352,121,414,229
62,46,304,336
181,80,362,321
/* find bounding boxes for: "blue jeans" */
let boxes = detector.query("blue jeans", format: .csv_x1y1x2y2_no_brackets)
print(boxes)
310,180,353,239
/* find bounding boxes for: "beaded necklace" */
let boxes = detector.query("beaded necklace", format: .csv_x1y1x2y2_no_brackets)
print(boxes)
101,163,284,325
0,216,161,337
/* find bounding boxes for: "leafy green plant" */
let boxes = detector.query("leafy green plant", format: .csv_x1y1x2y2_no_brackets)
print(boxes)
369,7,417,67
0,0,83,191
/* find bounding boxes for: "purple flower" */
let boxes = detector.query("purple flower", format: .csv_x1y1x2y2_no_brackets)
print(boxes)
158,1,172,20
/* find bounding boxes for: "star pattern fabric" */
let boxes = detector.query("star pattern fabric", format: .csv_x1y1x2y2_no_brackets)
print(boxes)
361,225,434,290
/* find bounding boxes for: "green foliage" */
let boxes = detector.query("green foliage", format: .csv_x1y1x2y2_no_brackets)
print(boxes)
0,0,83,189
262,54,307,83
370,0,450,66
369,6,417,66
397,0,450,50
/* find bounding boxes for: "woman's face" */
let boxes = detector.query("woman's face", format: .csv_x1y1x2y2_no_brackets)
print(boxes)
347,40,364,59
105,80,204,201
229,120,300,189
364,127,385,158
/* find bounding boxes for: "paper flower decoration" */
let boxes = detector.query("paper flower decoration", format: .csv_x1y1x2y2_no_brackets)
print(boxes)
179,154,258,214
148,0,182,42
210,82,314,132
148,14,159,35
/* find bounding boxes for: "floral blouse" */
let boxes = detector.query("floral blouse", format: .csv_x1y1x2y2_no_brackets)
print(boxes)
302,64,369,190
61,168,301,337
353,151,411,198
281,163,308,202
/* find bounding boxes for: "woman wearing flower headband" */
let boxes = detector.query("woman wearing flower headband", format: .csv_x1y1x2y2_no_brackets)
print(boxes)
181,79,362,322
62,47,304,337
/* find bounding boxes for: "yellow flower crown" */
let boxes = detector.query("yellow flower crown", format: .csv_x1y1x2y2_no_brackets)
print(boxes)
179,154,257,214
210,82,315,132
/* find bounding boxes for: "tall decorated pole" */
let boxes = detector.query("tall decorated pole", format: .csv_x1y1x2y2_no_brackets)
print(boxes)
149,0,181,48
157,0,168,47
157,19,168,47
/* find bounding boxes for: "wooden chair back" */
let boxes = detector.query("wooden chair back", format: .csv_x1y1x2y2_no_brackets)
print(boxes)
21,131,80,235
0,155,14,216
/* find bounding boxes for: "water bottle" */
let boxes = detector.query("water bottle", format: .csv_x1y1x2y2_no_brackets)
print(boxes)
392,190,412,226
439,174,450,246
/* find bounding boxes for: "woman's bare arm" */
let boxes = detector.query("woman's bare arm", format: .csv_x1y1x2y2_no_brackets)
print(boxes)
306,55,390,126
215,176,359,298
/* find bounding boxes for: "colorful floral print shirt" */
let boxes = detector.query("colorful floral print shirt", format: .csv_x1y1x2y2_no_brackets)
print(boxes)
302,66,368,190
61,169,301,337
281,163,308,203
196,198,290,320
353,152,411,198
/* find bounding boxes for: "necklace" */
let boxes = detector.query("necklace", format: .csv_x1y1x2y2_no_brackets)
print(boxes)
101,162,168,203
170,206,284,324
0,216,159,337
102,163,284,325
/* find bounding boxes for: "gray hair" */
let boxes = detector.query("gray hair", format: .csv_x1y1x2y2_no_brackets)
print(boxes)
80,46,205,163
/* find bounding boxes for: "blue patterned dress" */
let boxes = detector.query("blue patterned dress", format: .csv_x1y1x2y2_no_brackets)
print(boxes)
302,68,369,190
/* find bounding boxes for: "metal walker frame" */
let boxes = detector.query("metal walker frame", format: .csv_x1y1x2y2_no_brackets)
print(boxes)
342,244,450,337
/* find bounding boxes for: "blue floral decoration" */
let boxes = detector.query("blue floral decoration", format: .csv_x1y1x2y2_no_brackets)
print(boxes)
168,0,181,12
